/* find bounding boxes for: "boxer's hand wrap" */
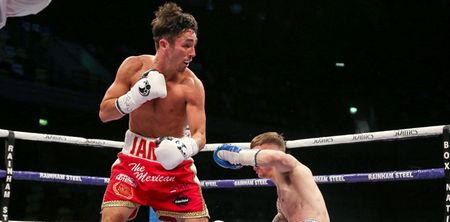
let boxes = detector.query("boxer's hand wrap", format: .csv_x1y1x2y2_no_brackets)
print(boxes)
213,144,260,169
155,137,199,170
116,69,167,114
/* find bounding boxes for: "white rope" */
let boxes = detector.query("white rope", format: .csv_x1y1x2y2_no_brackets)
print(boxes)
0,125,446,152
285,125,445,148
0,129,123,148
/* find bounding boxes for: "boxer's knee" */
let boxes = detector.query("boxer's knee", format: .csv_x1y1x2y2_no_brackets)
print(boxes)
101,206,137,222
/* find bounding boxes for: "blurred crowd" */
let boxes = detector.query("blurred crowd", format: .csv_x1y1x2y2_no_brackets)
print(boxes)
0,20,112,92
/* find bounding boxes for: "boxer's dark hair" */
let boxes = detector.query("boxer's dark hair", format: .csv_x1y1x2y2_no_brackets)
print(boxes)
151,2,198,49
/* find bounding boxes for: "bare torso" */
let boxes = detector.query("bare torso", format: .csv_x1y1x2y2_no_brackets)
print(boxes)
275,165,330,222
128,55,191,138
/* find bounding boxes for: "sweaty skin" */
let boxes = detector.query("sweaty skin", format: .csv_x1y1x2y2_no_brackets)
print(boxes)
99,30,206,148
253,144,330,222
99,29,208,222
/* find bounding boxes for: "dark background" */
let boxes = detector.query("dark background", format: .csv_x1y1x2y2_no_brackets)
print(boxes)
0,0,449,221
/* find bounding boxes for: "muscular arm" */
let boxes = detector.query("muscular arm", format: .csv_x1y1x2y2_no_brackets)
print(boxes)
255,149,299,173
99,56,142,122
153,73,205,170
185,75,206,149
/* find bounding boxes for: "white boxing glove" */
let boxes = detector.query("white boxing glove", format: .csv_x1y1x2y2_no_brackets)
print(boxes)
214,144,261,168
115,69,167,114
155,137,199,170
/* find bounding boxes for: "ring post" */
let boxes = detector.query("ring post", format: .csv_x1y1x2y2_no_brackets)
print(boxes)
2,131,14,222
149,207,159,222
443,125,450,222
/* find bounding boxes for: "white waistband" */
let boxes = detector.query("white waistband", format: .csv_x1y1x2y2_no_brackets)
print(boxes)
122,130,156,155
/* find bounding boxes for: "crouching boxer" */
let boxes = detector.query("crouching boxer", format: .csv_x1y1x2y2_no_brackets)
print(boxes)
213,132,330,222
98,2,209,221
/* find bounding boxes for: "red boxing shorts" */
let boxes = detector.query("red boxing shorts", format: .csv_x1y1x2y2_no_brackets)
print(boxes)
102,130,209,220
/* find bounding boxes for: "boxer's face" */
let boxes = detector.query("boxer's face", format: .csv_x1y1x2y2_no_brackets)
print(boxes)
167,29,198,72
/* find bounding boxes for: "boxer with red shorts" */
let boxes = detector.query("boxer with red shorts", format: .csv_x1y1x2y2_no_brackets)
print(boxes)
98,2,209,221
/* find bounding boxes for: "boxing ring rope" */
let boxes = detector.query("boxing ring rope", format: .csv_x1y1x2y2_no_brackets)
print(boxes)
0,125,444,151
0,168,444,187
205,125,444,150
0,125,449,221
